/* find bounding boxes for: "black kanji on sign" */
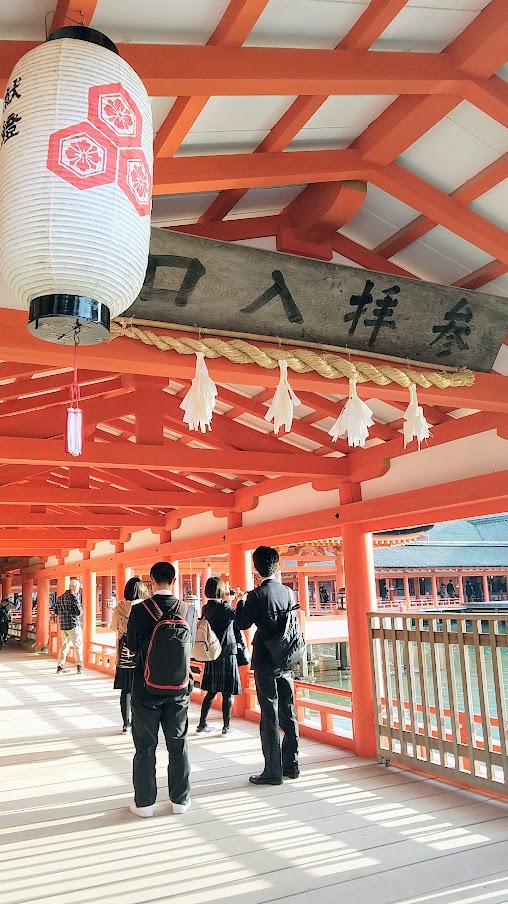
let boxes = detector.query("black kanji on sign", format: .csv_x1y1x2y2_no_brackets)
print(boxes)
1,112,21,145
364,286,400,348
4,77,21,108
431,298,473,357
345,279,375,335
140,253,206,307
240,269,304,324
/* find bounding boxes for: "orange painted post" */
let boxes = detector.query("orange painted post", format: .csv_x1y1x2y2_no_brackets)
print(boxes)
115,564,127,606
457,574,465,605
102,575,112,626
82,570,96,666
431,574,438,606
336,554,345,593
482,573,490,603
35,577,50,650
201,565,211,607
228,540,253,719
342,523,378,758
297,571,310,617
1,575,11,598
20,575,33,643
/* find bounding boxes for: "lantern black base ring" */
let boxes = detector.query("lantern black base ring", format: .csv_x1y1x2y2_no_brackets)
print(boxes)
27,295,111,345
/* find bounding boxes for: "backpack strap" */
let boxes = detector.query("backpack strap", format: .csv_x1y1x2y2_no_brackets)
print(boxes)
142,596,189,622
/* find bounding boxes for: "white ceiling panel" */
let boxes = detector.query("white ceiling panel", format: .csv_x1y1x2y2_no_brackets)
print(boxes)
398,103,508,194
479,273,508,299
391,227,493,284
471,181,508,232
227,185,306,217
151,98,177,135
0,0,47,39
178,95,294,155
339,186,418,250
92,0,230,43
288,95,397,150
245,0,368,50
372,3,488,52
152,192,219,226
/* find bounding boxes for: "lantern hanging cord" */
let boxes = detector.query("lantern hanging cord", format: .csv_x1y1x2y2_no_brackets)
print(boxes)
45,9,85,37
70,322,81,408
111,320,475,390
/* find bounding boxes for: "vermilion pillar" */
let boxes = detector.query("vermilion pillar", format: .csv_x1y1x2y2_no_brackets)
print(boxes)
457,574,465,605
115,564,127,605
431,574,438,606
403,575,410,610
335,555,345,593
35,577,50,649
297,571,310,617
1,575,12,598
102,575,112,626
482,573,490,603
342,524,378,759
20,575,33,643
82,570,96,664
201,565,212,606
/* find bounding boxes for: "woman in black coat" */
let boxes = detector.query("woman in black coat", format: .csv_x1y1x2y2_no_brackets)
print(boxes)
196,576,244,736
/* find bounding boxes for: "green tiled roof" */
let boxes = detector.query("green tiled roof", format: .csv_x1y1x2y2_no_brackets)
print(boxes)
374,515,508,569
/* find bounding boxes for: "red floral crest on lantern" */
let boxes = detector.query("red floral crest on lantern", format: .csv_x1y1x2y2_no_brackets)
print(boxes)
118,149,152,216
88,83,142,147
47,122,118,190
46,82,150,215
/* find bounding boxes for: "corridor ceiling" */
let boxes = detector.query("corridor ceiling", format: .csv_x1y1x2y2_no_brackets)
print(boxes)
0,0,507,567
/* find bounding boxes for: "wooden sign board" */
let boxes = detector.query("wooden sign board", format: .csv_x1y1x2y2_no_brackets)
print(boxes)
124,229,508,372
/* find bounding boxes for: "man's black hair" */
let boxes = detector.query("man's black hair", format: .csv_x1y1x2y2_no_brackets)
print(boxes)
150,561,176,586
252,546,279,578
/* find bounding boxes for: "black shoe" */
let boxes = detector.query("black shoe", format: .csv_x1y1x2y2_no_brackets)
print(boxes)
283,768,300,779
56,665,70,673
249,774,283,786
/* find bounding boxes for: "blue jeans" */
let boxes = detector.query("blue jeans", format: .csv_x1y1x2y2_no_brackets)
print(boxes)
131,690,190,808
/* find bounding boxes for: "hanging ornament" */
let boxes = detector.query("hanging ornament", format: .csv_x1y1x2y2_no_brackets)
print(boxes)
328,379,374,447
264,360,301,435
180,353,218,433
65,327,83,457
403,383,432,449
0,25,152,345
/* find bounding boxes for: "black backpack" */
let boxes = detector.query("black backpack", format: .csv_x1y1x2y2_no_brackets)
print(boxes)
141,597,192,695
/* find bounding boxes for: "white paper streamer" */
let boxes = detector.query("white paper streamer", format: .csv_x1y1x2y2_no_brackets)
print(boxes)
66,406,83,457
403,383,432,449
180,352,218,432
328,379,374,447
264,360,301,434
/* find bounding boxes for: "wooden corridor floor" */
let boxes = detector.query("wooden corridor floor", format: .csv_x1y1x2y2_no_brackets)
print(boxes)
1,650,508,904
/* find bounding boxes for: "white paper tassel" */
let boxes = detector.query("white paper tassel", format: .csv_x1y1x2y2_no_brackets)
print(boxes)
66,406,83,457
264,360,301,435
403,384,432,449
328,379,374,447
180,352,218,432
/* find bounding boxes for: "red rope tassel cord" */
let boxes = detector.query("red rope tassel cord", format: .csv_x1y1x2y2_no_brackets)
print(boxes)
66,333,83,457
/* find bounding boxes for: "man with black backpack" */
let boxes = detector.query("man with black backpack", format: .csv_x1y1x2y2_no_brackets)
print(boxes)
126,561,196,818
235,546,300,786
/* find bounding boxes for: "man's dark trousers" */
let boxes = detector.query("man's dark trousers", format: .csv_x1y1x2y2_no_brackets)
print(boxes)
131,691,190,808
254,669,299,781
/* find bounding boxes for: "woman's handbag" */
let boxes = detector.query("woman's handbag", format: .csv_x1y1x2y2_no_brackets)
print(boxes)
191,617,221,662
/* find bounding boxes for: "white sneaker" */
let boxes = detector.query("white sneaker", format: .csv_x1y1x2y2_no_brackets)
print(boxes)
129,801,153,818
172,800,191,814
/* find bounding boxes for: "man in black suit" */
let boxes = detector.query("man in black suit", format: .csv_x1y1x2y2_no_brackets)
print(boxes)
235,546,299,785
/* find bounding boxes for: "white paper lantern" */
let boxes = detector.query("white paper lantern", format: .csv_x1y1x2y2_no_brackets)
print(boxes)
0,27,153,344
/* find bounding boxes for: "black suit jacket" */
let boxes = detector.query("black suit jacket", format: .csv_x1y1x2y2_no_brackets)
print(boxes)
235,578,295,674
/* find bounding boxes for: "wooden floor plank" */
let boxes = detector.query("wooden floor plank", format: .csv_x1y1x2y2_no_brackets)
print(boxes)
1,649,508,904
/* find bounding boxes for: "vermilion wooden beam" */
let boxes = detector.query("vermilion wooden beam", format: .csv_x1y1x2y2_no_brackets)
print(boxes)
154,0,270,157
453,260,507,291
0,487,234,508
154,148,366,194
283,180,368,242
0,529,116,541
0,511,164,528
198,0,422,222
49,0,98,31
0,435,350,478
168,215,279,242
374,153,508,260
0,378,124,419
331,234,417,278
0,310,505,412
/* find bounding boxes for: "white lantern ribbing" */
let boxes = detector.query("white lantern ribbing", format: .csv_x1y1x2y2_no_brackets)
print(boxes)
0,26,153,344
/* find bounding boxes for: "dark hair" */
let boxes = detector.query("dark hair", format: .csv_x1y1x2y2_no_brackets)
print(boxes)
252,546,279,578
204,575,227,600
150,561,176,586
123,577,146,602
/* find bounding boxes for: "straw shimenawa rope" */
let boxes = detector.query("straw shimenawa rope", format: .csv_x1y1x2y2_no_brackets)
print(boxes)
111,320,475,390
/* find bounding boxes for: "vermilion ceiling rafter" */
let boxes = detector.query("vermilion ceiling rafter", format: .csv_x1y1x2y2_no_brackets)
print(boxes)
154,0,270,158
